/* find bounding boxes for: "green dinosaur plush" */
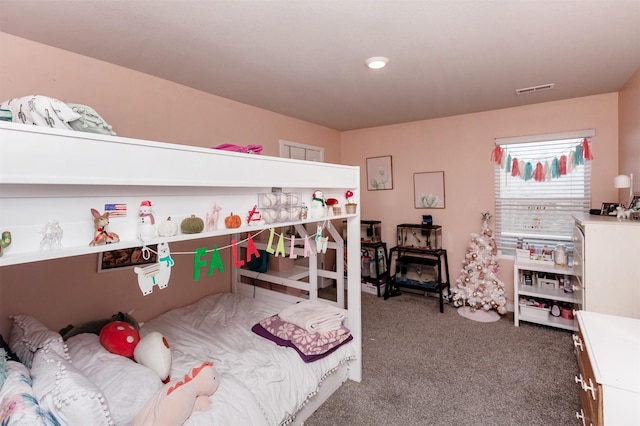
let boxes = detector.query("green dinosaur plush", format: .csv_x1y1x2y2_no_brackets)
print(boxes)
59,311,139,341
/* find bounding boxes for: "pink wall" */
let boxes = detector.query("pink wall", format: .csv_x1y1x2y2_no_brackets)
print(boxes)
618,68,640,203
0,33,340,336
341,94,620,307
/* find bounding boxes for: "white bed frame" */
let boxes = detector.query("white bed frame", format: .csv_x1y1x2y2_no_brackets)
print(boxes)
0,121,362,422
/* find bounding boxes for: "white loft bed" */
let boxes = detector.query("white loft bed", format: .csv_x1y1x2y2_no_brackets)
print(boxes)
0,121,362,425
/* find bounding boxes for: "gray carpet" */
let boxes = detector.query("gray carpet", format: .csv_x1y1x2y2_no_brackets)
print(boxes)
305,291,580,425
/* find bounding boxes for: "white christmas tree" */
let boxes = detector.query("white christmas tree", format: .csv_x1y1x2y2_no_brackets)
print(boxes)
452,212,507,315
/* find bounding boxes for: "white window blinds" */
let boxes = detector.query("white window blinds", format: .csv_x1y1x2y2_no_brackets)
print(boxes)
493,133,593,255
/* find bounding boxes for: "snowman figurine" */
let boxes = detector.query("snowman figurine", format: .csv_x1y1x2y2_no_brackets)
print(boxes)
309,190,327,219
137,200,157,240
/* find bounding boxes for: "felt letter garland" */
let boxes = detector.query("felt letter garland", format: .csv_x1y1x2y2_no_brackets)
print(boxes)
231,240,245,268
189,228,320,282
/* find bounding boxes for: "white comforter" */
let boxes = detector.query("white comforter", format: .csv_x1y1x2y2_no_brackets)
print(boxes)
140,293,356,425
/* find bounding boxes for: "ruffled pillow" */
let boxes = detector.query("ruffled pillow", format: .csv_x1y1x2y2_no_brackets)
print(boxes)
67,333,162,425
9,315,68,368
31,347,113,426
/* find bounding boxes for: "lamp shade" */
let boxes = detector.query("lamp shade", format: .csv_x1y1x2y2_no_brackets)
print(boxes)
614,174,631,189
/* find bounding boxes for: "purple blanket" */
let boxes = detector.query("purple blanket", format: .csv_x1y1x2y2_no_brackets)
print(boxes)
252,315,352,363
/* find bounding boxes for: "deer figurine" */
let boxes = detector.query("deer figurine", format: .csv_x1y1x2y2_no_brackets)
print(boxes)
89,208,120,246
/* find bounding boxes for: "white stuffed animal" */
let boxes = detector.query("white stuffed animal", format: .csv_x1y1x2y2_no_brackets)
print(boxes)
616,206,632,220
309,190,327,219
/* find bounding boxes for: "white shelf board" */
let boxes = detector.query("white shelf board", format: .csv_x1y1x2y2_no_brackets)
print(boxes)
0,215,356,267
519,311,577,331
514,259,575,275
518,284,581,304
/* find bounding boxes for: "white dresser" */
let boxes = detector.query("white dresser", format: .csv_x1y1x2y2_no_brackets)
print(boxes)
573,311,640,425
573,214,640,319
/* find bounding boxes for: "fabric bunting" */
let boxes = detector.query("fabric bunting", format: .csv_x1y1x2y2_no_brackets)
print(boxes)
493,138,593,182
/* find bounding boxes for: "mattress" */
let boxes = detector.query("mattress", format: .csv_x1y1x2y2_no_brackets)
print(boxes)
140,293,356,425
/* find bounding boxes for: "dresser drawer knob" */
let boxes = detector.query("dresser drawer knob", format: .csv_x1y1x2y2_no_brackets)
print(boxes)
572,334,584,351
583,378,597,400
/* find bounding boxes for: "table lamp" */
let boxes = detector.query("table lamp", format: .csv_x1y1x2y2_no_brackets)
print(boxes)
614,173,633,208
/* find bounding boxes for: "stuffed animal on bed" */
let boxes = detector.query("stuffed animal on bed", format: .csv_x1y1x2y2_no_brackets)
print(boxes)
59,311,139,341
131,361,219,426
134,331,172,383
100,321,141,358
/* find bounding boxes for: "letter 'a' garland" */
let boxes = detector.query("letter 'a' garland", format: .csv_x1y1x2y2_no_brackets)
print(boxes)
491,138,593,182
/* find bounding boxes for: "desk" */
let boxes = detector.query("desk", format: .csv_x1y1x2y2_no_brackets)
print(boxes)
385,246,450,312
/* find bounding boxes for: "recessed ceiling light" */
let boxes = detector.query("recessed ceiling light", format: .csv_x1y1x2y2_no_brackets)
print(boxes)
366,57,389,69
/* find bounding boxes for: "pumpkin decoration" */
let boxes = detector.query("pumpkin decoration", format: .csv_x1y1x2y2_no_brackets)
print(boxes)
158,216,179,237
180,215,204,234
224,212,242,229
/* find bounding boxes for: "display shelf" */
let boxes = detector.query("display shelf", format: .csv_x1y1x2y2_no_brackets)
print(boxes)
0,214,356,267
0,122,360,267
514,258,581,330
385,243,450,313
361,241,388,297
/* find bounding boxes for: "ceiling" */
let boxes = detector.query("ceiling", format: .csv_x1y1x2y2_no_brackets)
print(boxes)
1,0,639,131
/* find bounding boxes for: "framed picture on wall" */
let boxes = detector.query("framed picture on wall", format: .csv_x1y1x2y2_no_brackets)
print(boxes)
98,245,157,272
366,156,393,190
414,171,445,209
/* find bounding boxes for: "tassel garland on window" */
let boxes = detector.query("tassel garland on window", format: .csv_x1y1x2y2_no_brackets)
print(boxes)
492,138,592,182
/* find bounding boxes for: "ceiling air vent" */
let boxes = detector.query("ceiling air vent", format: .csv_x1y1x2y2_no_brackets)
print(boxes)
515,83,555,95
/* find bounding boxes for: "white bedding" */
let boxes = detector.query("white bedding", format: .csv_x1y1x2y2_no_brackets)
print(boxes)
139,293,356,425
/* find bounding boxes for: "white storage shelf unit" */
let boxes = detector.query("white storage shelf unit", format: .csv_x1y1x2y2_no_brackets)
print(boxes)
514,259,582,331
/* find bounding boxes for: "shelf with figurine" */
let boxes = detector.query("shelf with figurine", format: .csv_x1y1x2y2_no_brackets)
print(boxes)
0,122,362,267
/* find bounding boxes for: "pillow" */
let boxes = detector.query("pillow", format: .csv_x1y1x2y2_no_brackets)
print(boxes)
9,315,68,368
0,95,81,129
0,334,19,362
66,103,117,136
67,333,162,426
0,348,7,388
0,359,59,426
31,347,113,426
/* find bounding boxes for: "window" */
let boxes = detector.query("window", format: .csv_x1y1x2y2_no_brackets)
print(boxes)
493,130,594,255
279,139,324,162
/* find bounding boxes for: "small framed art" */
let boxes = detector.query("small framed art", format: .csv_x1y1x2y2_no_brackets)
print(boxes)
629,194,640,210
98,245,157,272
366,156,393,190
414,171,445,209
600,202,619,216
